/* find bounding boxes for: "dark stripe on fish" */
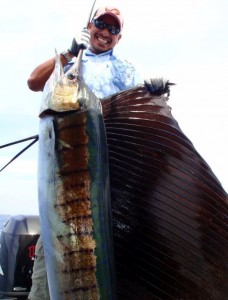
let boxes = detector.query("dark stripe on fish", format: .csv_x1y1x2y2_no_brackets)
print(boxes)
54,198,90,207
62,284,98,294
71,285,98,293
57,231,93,240
64,249,94,256
62,215,92,222
62,266,96,273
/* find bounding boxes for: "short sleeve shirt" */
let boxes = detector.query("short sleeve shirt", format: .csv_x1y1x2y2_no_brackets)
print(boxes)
65,49,142,99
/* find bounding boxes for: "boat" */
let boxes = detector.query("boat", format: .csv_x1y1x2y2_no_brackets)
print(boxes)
0,215,40,300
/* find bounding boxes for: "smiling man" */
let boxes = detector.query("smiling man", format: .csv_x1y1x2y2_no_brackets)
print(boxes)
27,6,141,99
89,7,123,54
27,5,141,300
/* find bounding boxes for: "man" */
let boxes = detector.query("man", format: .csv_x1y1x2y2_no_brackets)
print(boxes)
27,6,141,98
28,6,141,300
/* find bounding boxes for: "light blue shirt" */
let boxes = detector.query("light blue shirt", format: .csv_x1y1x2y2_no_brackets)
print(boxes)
65,49,142,99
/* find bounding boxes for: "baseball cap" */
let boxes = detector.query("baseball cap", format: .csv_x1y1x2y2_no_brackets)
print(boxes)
93,6,124,30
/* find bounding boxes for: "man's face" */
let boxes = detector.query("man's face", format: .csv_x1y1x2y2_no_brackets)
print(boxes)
88,15,122,54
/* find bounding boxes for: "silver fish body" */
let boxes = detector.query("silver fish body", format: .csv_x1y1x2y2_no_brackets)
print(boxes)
38,53,115,299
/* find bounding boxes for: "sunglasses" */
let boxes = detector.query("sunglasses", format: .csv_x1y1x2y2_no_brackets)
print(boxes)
92,19,120,35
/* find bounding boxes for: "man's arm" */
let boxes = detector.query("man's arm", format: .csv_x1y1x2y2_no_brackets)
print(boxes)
27,55,70,92
27,29,90,92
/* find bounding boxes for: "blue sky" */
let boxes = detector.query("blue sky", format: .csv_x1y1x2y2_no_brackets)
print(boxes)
0,0,227,215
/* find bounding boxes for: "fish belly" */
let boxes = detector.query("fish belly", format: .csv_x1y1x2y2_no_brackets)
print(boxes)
38,106,115,299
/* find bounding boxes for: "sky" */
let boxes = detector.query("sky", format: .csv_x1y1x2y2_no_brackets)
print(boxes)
0,0,227,215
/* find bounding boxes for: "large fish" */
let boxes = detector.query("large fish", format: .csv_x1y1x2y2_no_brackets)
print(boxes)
38,50,228,299
38,50,115,299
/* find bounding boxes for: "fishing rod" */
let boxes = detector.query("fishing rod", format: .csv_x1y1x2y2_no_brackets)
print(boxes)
87,0,97,28
0,135,39,172
72,0,97,74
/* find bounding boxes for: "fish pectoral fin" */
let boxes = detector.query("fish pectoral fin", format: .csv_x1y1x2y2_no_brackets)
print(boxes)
144,77,175,96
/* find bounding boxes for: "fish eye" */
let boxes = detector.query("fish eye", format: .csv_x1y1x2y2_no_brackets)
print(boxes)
67,73,76,80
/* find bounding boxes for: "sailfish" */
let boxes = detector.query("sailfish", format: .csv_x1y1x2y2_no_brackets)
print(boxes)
37,37,228,300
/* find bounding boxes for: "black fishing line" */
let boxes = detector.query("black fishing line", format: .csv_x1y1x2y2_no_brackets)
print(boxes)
0,135,39,172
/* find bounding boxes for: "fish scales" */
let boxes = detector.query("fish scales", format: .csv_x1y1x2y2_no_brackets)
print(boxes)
41,112,99,299
38,53,115,299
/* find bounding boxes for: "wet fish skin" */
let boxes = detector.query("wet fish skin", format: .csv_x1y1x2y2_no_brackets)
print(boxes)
38,52,115,299
39,51,228,299
40,50,83,116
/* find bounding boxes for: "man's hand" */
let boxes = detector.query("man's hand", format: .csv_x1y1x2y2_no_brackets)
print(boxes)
68,28,90,57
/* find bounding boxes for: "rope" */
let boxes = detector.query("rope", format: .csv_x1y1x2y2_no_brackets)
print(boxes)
0,135,39,172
